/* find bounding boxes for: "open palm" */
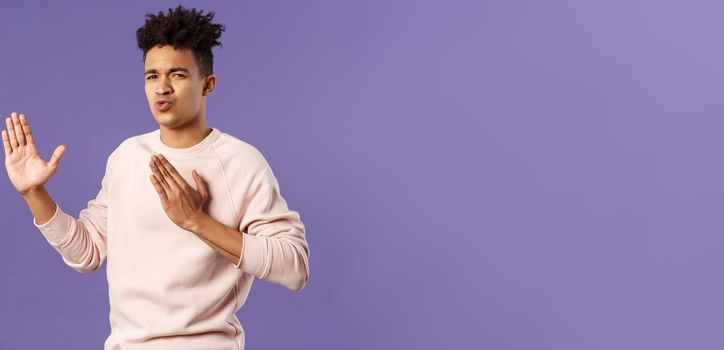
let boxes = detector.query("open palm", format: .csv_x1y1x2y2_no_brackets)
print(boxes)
2,113,65,195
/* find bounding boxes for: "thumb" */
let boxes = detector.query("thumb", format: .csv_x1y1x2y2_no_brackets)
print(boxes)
48,144,66,172
192,169,208,199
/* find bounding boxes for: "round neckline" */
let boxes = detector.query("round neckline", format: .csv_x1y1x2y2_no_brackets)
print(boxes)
152,127,220,158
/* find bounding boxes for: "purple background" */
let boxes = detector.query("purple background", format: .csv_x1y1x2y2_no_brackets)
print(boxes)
1,0,723,349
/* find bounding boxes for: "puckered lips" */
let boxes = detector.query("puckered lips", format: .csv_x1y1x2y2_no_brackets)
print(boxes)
155,99,173,112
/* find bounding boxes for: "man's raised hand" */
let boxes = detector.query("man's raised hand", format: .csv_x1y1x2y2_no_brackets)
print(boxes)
2,112,66,195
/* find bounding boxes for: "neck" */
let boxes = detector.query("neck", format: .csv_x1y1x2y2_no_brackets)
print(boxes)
159,116,212,149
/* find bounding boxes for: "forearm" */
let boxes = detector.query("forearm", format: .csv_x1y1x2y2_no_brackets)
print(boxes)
29,193,108,273
22,186,58,225
189,214,243,266
195,233,240,265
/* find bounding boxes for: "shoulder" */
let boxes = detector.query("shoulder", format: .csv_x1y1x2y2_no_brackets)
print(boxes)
106,129,156,165
211,130,271,173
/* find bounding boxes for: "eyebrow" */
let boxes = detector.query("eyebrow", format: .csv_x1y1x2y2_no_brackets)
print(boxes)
144,66,191,76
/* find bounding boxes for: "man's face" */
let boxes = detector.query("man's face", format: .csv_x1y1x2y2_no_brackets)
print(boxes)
143,45,212,129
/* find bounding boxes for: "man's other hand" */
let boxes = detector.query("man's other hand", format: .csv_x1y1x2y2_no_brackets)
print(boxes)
149,153,210,231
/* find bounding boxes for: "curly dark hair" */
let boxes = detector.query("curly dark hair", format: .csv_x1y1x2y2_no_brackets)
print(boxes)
136,5,225,78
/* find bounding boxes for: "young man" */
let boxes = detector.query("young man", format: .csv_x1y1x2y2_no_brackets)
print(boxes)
2,6,309,350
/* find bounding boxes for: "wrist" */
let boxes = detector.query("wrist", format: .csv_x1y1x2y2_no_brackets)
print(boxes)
186,213,211,234
21,186,46,200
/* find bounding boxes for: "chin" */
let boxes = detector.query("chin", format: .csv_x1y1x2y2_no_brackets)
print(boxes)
152,114,172,126
159,116,192,129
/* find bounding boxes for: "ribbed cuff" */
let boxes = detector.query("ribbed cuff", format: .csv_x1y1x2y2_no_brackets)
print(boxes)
33,205,73,246
234,235,243,268
236,233,267,277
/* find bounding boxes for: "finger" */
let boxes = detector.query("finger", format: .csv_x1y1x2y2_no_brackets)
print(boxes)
12,113,26,146
157,154,187,189
152,156,176,189
2,130,11,156
192,169,208,199
48,145,66,172
150,158,174,193
19,114,35,145
150,175,168,201
154,156,183,193
6,115,18,149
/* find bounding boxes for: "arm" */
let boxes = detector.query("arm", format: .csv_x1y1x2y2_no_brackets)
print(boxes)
229,162,309,292
32,175,110,273
3,112,109,272
188,185,309,292
149,153,310,292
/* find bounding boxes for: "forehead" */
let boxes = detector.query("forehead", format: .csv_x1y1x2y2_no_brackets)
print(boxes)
144,45,198,73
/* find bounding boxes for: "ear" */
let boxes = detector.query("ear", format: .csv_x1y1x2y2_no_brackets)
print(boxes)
202,74,217,96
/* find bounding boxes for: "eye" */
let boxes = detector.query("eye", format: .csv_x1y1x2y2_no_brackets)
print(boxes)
146,75,156,80
172,73,184,78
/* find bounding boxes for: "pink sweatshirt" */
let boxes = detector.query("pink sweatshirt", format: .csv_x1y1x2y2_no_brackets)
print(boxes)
33,127,310,350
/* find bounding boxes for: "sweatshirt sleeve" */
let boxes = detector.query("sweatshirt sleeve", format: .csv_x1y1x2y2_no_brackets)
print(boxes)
33,156,112,273
235,159,310,292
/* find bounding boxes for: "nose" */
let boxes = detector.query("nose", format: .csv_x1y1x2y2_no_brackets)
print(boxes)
155,76,173,95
